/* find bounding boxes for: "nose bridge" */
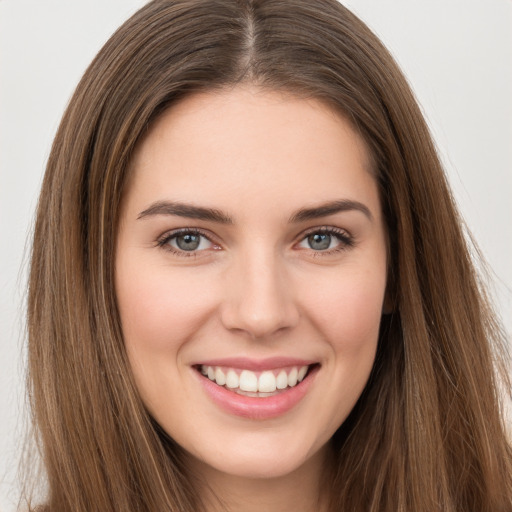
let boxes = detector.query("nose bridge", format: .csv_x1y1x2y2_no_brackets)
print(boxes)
221,244,299,338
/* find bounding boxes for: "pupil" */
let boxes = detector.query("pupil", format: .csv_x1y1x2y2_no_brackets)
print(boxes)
176,234,200,251
308,233,331,250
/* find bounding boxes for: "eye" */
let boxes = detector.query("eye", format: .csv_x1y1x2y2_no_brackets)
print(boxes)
158,229,218,254
304,232,334,251
172,233,207,251
297,228,353,252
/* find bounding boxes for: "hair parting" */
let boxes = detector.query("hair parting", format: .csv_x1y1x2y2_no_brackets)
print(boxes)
25,1,511,511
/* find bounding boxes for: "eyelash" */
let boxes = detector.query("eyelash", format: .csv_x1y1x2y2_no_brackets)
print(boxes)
299,226,355,255
156,226,355,257
156,228,217,258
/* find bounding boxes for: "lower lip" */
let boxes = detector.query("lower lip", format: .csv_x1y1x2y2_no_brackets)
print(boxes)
195,366,319,420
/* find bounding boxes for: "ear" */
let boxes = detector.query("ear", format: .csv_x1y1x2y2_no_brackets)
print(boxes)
382,234,396,315
382,275,395,315
382,290,394,315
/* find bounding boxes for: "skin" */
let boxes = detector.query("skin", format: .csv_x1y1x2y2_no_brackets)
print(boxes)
116,86,388,511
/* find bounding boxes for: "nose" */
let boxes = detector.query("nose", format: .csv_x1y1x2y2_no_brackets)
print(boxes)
220,248,300,339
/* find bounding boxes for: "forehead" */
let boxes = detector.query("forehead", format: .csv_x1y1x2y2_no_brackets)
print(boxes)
124,86,379,219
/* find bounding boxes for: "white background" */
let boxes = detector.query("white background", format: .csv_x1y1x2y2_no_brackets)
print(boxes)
1,1,511,510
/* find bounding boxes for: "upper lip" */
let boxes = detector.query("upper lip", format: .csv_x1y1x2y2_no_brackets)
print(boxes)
192,357,317,371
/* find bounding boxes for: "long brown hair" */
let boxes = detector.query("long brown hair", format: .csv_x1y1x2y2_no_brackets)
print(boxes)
26,1,512,510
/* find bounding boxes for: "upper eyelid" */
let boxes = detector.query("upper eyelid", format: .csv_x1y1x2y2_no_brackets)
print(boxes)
295,226,355,252
301,225,350,234
156,228,220,253
158,227,216,242
297,225,352,240
156,229,219,259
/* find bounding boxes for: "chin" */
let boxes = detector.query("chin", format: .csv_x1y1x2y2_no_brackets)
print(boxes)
185,429,329,481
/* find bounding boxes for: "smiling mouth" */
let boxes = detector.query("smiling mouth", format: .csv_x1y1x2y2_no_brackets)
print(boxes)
194,364,318,397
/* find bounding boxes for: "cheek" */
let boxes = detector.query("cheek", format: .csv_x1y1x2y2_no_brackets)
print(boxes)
116,262,218,355
115,262,220,416
299,264,386,353
298,266,386,428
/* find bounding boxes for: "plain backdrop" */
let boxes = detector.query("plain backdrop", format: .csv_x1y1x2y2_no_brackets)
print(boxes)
1,1,511,509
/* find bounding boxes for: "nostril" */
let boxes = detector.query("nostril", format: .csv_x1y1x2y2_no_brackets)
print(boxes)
219,275,300,338
220,312,299,340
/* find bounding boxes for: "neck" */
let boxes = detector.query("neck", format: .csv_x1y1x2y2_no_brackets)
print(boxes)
192,445,333,512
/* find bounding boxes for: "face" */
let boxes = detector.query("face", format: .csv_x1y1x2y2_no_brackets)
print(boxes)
116,86,388,482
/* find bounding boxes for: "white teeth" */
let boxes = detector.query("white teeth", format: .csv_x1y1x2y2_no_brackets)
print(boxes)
287,367,298,387
298,365,308,382
200,364,312,393
239,370,258,392
225,369,239,389
276,370,288,390
215,367,226,386
258,371,277,393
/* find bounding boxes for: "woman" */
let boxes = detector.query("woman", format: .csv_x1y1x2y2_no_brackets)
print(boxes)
26,0,512,511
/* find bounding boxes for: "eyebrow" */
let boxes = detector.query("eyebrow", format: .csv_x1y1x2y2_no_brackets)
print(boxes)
289,200,373,223
137,201,233,224
137,198,373,224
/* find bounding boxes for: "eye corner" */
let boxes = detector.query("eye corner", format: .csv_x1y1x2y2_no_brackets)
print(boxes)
156,227,221,257
294,226,355,255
